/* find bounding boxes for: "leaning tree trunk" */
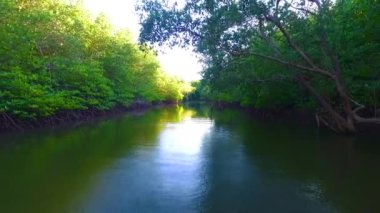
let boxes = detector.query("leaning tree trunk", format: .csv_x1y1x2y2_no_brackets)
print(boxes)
296,75,356,133
234,1,380,132
263,5,368,133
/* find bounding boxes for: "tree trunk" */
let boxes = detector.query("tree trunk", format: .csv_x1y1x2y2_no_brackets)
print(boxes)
297,75,357,133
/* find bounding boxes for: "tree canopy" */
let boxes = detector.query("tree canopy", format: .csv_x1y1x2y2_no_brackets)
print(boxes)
138,0,380,132
0,0,191,121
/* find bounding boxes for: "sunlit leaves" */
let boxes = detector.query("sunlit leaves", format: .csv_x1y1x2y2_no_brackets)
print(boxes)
0,0,190,119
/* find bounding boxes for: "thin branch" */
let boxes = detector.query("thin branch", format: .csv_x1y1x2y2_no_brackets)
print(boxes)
265,15,318,69
240,51,334,78
350,97,365,108
290,5,317,16
315,113,320,128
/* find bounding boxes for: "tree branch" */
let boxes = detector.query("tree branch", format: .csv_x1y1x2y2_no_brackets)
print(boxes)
353,114,380,124
236,51,334,78
297,75,345,123
290,5,317,16
265,15,319,69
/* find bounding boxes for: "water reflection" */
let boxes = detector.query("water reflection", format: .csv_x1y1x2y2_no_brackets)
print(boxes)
0,106,189,213
75,112,214,212
156,118,213,211
0,104,379,213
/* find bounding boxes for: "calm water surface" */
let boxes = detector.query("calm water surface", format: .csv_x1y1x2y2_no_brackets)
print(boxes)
0,104,379,213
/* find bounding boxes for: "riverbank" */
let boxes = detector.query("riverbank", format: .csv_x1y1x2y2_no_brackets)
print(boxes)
209,101,315,124
2,101,378,134
209,101,380,134
0,101,176,133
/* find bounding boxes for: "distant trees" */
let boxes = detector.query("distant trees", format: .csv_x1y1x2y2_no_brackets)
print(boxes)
0,0,191,121
185,81,210,102
138,0,380,132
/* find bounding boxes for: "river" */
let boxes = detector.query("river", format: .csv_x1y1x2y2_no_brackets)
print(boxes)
0,104,379,213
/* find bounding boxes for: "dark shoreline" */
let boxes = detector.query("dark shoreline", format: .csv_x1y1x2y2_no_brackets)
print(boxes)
2,101,379,135
211,101,315,124
0,101,176,134
209,101,380,134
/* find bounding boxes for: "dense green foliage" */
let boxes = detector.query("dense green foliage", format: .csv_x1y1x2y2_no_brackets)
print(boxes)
0,0,191,120
196,0,380,109
139,0,380,132
184,81,210,101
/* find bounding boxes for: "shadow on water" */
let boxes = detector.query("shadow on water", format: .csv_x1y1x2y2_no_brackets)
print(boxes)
0,104,379,213
0,106,189,213
206,107,380,213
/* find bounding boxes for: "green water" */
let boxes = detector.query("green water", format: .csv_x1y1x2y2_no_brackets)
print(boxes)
0,104,379,213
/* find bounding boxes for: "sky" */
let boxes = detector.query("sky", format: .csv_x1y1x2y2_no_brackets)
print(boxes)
82,0,202,82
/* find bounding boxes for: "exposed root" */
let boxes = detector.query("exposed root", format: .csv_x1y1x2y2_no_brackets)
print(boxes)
1,113,24,131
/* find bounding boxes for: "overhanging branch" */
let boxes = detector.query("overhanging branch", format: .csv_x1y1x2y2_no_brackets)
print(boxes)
236,51,334,79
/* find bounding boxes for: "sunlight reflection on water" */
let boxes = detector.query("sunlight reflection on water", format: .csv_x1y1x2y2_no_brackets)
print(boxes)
156,118,213,209
2,105,378,213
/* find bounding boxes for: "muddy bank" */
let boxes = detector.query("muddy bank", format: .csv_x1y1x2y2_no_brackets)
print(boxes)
0,101,176,133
